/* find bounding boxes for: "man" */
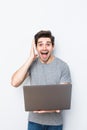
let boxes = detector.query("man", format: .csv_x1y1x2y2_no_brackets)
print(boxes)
11,30,71,130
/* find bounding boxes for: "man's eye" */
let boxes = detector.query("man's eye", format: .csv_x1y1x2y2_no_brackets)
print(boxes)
39,44,43,46
46,44,50,46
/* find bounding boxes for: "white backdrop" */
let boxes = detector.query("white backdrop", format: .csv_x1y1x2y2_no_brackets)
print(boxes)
0,0,87,130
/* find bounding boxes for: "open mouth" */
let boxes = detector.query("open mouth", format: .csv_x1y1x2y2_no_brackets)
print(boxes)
41,52,48,55
40,51,49,59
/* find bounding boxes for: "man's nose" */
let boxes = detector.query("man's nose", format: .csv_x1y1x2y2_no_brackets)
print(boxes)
43,45,46,50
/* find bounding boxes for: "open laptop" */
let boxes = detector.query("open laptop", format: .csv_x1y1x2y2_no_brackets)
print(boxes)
23,84,72,111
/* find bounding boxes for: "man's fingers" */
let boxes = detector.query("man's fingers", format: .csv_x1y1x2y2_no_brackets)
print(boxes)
56,110,61,113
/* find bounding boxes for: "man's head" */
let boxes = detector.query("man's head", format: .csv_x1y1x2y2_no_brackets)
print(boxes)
34,30,55,46
34,30,55,64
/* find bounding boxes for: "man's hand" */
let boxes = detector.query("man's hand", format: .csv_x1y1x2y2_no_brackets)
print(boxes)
29,40,38,61
33,110,61,114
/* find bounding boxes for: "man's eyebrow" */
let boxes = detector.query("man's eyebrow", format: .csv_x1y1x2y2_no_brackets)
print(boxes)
47,41,51,43
37,41,51,43
37,41,43,43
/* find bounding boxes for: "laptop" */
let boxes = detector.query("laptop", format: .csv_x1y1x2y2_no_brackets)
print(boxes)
23,84,72,111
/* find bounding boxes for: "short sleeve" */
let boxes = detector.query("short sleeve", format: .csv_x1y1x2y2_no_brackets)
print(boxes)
27,67,31,76
27,58,37,77
60,64,71,83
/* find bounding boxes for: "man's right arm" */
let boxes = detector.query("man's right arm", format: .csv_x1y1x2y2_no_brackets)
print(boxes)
11,58,33,87
11,41,38,87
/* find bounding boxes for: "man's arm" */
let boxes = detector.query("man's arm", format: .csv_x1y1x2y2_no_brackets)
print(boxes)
11,41,38,87
11,58,33,87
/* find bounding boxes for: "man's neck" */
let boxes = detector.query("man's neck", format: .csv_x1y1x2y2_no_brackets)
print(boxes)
39,55,55,64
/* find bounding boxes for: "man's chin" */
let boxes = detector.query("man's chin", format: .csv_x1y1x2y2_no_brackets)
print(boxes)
39,58,49,63
39,55,52,63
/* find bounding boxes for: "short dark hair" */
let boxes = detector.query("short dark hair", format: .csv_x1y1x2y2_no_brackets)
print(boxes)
34,30,55,46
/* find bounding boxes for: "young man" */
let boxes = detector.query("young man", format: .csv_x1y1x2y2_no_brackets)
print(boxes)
11,30,71,130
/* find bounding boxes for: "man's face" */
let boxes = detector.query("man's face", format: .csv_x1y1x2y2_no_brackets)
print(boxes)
36,37,54,63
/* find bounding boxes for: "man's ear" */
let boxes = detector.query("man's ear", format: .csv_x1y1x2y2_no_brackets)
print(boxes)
52,44,55,50
52,44,55,54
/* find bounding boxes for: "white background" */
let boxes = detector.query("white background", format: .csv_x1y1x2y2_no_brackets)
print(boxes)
0,0,87,130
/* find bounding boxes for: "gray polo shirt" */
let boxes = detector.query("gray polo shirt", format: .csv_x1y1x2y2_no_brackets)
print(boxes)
28,57,71,125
